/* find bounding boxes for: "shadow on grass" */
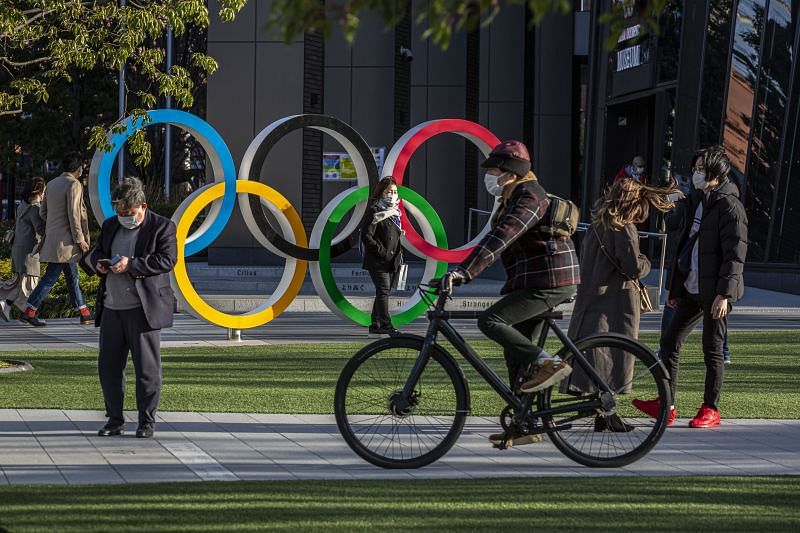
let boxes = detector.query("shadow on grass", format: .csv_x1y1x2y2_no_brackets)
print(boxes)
0,477,798,532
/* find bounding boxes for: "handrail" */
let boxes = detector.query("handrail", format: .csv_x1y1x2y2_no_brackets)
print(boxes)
576,222,668,305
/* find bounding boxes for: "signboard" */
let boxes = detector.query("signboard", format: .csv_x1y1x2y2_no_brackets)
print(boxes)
323,147,385,180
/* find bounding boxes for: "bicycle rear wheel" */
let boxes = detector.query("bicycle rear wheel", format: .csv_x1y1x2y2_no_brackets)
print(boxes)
334,336,469,469
539,334,670,468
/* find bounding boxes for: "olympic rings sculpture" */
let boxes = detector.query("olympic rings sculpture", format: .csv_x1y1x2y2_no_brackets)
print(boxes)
88,109,502,330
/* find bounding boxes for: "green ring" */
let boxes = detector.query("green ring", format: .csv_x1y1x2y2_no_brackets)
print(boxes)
318,185,448,327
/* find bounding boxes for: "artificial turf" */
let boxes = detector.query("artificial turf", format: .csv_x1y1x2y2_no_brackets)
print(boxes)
0,331,797,418
0,476,798,532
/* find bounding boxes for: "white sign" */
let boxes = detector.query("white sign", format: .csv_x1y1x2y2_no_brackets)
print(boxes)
618,24,641,43
616,44,642,72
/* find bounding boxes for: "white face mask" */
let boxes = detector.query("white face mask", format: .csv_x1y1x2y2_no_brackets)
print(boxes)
692,171,707,190
382,191,399,206
484,172,506,197
118,209,143,230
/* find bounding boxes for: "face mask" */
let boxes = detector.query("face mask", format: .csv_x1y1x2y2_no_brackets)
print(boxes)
631,166,644,178
382,192,399,206
692,171,707,190
118,211,142,230
484,172,506,197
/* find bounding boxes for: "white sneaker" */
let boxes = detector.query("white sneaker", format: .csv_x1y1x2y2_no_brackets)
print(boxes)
0,300,10,322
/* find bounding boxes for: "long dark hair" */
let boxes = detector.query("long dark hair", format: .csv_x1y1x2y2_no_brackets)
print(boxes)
22,177,46,203
369,176,398,205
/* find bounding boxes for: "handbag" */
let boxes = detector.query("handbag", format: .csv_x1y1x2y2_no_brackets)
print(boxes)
2,226,14,246
593,226,654,313
394,263,409,291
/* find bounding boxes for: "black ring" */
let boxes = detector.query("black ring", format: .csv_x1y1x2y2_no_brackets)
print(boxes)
245,114,377,261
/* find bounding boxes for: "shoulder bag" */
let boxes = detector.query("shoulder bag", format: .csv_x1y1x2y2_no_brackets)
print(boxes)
593,225,654,313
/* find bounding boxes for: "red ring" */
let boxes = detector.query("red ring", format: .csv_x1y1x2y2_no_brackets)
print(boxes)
385,119,501,263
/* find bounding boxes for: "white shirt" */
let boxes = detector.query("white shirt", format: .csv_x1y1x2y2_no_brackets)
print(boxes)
684,202,703,295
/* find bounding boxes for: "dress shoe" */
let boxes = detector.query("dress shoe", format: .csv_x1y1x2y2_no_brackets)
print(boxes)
97,422,125,436
689,404,721,428
136,425,155,438
20,310,46,327
632,397,677,426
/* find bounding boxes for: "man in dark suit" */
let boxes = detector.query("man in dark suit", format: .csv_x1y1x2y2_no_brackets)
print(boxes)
90,177,177,438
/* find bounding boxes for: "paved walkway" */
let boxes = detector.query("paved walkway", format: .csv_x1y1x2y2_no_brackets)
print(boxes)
0,410,797,484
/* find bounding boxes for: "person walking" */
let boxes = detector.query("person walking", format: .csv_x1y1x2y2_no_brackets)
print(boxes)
20,153,93,327
361,176,404,336
0,178,46,321
91,177,177,439
634,146,747,428
441,140,581,447
563,178,679,432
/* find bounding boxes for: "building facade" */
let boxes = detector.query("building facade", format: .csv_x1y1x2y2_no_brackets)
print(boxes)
206,0,799,291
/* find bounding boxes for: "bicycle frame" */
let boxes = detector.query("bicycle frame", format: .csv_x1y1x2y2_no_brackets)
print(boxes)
400,289,616,422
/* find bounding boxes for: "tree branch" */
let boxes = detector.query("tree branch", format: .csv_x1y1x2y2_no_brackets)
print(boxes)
0,56,52,68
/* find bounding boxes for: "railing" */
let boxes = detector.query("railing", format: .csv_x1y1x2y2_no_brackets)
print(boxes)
577,222,668,305
467,208,668,305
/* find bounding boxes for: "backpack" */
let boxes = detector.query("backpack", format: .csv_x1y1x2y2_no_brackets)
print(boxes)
537,194,579,238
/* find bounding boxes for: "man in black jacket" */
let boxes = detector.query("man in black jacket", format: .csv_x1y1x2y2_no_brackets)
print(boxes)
634,146,747,429
90,177,177,438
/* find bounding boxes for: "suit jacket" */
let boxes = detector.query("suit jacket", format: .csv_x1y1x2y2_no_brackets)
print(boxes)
11,201,45,276
38,172,90,263
91,209,178,330
360,206,403,273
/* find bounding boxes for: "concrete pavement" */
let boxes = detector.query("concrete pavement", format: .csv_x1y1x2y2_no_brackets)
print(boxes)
1,409,798,484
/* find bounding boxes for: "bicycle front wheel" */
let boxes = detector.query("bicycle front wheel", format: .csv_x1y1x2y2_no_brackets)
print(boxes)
334,336,469,469
539,333,670,468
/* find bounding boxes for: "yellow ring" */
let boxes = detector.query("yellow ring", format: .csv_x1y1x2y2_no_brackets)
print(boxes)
172,180,307,329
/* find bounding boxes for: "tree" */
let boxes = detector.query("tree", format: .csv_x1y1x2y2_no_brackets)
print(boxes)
263,0,668,50
0,0,245,165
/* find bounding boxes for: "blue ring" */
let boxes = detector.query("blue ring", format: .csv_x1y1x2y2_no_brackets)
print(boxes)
95,109,236,257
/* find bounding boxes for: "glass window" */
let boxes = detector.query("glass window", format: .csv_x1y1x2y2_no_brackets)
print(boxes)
698,0,735,147
722,0,767,180
657,0,683,83
744,0,794,262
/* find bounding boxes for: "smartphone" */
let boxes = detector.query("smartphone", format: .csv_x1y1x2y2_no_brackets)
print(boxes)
98,255,122,268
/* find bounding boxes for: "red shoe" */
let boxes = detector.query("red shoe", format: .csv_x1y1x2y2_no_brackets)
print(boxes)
632,398,676,426
689,404,721,428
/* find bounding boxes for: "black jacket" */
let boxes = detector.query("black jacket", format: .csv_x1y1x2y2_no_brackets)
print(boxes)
360,206,403,273
91,209,178,330
666,179,748,303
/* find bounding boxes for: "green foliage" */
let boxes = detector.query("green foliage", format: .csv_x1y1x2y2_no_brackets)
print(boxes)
263,0,662,50
0,0,246,164
0,258,98,319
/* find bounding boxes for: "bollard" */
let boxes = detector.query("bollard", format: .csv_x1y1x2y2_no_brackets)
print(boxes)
227,328,241,341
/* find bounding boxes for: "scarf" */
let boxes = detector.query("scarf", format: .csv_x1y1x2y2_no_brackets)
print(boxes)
372,198,402,229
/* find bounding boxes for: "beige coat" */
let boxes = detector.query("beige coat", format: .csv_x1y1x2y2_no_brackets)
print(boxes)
563,223,650,394
38,173,90,263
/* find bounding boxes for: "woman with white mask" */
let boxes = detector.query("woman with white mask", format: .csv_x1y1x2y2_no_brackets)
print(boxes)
440,140,581,447
360,176,404,336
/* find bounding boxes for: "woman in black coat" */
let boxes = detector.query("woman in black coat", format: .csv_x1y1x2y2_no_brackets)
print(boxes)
361,177,403,335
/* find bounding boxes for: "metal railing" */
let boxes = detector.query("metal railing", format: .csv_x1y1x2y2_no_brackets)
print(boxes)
467,209,668,304
576,222,668,305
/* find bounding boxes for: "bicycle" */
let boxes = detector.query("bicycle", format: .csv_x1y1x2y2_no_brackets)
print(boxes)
334,282,671,469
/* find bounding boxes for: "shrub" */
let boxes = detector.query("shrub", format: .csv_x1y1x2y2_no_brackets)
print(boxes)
0,258,99,319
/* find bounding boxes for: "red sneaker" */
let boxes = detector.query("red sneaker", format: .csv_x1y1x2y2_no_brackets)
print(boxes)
632,398,676,426
689,404,721,428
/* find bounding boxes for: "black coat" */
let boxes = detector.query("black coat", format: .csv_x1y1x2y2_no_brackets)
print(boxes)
91,209,178,330
360,206,403,273
666,179,748,303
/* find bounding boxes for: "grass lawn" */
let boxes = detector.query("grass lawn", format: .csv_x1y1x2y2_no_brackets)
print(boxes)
0,476,798,532
0,331,797,418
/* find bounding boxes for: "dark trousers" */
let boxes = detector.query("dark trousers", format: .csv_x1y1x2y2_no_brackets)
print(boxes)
661,303,729,358
27,262,85,310
368,270,395,329
98,307,162,426
478,286,576,385
659,293,729,410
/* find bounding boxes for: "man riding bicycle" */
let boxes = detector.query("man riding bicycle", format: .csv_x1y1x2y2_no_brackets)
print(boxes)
442,140,580,446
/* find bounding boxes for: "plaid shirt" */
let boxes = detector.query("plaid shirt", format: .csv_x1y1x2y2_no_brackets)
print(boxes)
458,180,580,294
